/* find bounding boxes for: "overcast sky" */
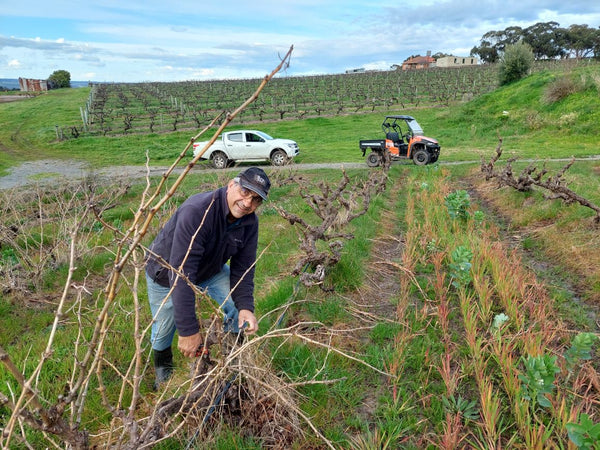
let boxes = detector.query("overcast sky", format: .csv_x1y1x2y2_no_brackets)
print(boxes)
1,0,599,83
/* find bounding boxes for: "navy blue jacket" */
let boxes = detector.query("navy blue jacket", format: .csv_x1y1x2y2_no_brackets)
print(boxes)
145,186,258,337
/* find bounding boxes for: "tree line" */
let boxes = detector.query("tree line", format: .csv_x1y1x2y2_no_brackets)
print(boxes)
470,22,600,63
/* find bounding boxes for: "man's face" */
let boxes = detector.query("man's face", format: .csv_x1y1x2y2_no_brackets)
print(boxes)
226,179,262,219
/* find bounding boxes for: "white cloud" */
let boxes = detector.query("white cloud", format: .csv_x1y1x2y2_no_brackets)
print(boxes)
8,59,21,68
0,0,599,82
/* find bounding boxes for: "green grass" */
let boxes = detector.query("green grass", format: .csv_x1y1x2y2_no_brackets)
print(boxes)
1,157,599,448
2,61,600,448
0,167,392,447
1,61,599,177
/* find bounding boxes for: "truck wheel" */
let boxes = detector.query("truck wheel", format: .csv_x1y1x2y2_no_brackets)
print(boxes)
366,152,381,167
211,152,228,169
271,150,288,166
413,149,430,166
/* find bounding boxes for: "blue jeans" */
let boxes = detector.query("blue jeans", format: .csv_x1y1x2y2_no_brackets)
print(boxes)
146,264,239,351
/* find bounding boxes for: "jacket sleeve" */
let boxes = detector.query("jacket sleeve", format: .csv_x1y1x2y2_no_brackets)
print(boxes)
229,220,259,313
169,201,215,337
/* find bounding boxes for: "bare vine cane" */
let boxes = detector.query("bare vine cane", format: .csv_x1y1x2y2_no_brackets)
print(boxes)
481,136,600,224
0,46,294,449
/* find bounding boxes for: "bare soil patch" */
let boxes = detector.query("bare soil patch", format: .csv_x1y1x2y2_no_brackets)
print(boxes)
0,160,365,191
0,159,91,189
0,95,29,103
339,183,404,421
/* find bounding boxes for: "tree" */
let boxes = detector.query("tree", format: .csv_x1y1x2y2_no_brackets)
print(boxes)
48,70,71,89
471,27,523,63
561,24,600,59
432,52,451,59
473,22,600,63
498,42,534,85
522,21,565,59
402,54,423,63
470,41,499,64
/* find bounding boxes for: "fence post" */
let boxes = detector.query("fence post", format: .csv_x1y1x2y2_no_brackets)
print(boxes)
80,107,88,132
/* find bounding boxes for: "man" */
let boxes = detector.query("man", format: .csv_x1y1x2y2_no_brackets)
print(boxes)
145,166,270,388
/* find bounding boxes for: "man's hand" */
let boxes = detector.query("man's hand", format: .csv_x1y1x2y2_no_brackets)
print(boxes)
177,332,202,358
238,309,258,335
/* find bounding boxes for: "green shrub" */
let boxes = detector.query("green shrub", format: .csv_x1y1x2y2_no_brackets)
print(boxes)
498,42,535,85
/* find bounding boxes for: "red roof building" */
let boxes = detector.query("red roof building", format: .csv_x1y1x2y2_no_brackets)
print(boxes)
401,55,436,70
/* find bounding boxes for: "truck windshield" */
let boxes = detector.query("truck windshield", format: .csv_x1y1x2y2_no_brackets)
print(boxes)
255,131,274,140
406,119,424,135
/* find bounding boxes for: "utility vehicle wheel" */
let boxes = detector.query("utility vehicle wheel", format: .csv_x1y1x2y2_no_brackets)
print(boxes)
271,150,288,166
413,149,430,166
211,152,228,169
366,152,381,167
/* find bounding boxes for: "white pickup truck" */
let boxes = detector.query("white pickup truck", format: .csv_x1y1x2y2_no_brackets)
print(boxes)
192,129,300,169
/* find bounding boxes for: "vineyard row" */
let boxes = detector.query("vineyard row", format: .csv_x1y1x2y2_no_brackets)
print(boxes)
61,60,571,138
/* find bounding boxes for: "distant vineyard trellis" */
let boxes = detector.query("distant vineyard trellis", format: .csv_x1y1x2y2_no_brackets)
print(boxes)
70,60,569,137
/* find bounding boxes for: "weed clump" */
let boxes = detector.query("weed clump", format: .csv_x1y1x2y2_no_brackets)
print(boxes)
543,75,580,104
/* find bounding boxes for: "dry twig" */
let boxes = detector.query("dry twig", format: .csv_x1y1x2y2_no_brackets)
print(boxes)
481,137,600,224
1,46,295,449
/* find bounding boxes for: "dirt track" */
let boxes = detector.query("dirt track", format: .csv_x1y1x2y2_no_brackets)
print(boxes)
0,159,366,190
0,95,30,103
3,156,599,191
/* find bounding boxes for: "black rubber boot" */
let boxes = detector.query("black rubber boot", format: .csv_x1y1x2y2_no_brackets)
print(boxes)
153,347,173,390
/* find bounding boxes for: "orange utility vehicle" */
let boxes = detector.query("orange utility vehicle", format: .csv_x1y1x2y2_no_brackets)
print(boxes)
359,115,440,166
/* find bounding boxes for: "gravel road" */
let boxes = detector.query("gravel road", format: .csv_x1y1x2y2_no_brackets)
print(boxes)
3,156,598,191
0,159,366,190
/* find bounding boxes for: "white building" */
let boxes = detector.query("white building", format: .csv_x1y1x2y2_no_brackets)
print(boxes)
435,56,479,68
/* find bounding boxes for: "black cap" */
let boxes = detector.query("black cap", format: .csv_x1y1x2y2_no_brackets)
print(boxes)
237,167,271,200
